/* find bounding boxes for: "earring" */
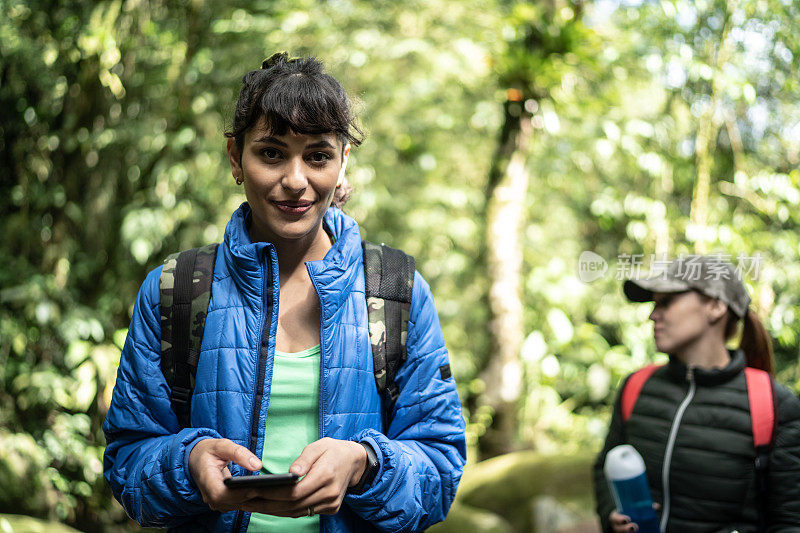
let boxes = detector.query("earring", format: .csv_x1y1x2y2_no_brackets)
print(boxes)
234,174,243,185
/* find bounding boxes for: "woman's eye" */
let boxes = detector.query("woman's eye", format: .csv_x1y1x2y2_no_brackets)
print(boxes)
655,295,675,308
308,152,332,164
262,148,281,160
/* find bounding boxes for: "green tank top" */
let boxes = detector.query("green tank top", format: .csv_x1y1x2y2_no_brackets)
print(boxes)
247,345,320,533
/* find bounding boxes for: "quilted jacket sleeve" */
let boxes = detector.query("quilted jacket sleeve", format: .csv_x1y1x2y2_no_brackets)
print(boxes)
345,271,467,532
102,267,222,528
593,378,628,533
766,385,800,532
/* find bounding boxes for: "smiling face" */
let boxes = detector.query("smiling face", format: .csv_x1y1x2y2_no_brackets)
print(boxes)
228,118,349,246
649,290,726,357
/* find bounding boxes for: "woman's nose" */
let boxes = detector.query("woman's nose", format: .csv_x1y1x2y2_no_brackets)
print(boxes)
282,157,307,192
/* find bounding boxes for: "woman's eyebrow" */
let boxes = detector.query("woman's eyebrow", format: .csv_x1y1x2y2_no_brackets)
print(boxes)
250,136,334,150
305,140,336,150
252,135,288,146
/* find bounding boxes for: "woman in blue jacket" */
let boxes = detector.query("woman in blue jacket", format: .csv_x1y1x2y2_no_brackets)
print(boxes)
103,53,467,533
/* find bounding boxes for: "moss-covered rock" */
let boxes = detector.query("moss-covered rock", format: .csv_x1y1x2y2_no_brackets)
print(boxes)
0,514,82,533
428,502,514,533
437,451,598,533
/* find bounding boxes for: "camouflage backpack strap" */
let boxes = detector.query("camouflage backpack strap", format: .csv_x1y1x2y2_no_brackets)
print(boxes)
362,241,415,432
159,243,219,428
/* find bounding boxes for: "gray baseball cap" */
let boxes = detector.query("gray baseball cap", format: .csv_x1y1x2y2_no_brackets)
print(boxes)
623,255,751,318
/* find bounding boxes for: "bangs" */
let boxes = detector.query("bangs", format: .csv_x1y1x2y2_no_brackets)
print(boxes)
258,73,351,141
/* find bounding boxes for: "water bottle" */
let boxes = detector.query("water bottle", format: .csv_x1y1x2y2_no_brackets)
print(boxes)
604,445,661,533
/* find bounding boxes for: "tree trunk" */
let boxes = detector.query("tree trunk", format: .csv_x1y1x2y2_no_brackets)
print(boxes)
689,108,716,254
479,102,532,457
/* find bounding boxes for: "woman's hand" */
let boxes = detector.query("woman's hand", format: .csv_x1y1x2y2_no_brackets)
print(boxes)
239,437,368,517
609,510,637,532
188,438,263,512
609,502,661,532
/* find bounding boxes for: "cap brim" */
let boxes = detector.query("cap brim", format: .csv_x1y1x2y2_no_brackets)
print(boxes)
623,278,691,302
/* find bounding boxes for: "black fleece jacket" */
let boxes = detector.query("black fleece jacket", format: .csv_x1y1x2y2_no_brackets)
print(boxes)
593,350,800,533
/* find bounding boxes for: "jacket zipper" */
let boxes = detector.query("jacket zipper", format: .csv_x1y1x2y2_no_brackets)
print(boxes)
233,250,275,533
660,365,695,532
306,263,327,533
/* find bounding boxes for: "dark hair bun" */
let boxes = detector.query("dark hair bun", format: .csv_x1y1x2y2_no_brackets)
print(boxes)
262,52,291,70
226,53,363,152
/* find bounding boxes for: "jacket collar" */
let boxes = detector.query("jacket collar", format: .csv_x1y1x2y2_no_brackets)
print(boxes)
221,202,363,311
306,207,363,318
667,349,746,385
222,203,271,299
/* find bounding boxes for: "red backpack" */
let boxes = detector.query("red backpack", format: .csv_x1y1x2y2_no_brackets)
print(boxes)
620,364,776,532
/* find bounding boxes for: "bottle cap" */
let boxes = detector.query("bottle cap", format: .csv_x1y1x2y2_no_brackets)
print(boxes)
604,444,646,481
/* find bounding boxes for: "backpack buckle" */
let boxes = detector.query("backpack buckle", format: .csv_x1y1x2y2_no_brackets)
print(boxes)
171,386,191,405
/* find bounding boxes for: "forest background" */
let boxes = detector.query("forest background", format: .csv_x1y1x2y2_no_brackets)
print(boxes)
2,0,800,531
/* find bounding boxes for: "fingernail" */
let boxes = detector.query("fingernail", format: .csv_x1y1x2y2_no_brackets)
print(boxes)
249,457,261,469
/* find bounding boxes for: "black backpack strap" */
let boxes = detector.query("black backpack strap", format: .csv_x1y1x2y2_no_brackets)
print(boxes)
159,243,218,428
755,443,770,533
362,241,415,432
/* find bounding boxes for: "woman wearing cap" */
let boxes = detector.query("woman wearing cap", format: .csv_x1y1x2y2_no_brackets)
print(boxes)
593,255,800,532
102,54,466,532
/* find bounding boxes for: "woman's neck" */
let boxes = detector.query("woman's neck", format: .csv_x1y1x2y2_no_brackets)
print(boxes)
274,226,331,276
672,334,731,370
247,217,333,273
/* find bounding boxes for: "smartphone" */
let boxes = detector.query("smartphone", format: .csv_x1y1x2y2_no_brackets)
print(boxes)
224,472,300,489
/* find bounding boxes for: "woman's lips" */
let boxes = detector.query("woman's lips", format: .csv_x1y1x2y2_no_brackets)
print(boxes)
273,200,314,215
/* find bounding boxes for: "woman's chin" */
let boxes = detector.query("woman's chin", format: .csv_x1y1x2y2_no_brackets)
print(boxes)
654,339,672,354
272,228,318,242
250,214,323,243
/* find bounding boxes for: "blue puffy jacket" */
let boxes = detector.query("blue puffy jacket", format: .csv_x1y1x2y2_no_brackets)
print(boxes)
103,203,467,532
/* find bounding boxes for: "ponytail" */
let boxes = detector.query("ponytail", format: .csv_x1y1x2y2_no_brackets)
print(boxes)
739,308,774,375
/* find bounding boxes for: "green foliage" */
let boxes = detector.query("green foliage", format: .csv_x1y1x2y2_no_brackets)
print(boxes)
497,1,601,99
481,0,800,456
